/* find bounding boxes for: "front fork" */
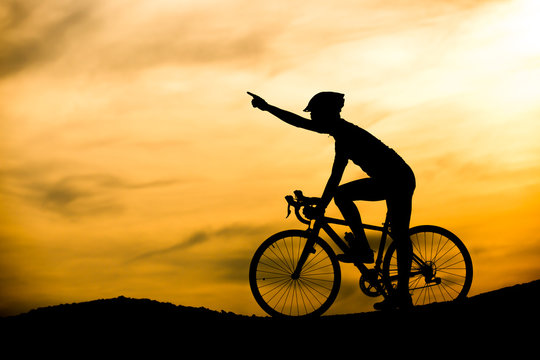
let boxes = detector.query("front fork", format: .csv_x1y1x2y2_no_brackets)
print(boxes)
290,222,321,280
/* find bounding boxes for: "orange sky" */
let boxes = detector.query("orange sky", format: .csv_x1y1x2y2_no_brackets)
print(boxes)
1,0,539,317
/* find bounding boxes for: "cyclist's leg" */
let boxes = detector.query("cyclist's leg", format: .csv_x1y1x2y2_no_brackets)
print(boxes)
384,170,416,307
334,178,384,252
386,194,414,303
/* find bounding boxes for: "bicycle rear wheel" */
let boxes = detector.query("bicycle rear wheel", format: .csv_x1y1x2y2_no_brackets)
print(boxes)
249,230,341,318
382,225,473,306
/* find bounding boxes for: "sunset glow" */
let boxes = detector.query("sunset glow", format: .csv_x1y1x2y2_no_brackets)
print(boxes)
1,0,539,316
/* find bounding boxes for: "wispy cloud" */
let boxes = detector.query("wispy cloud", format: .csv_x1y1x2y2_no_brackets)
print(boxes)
0,0,282,79
0,165,179,217
1,0,507,80
0,0,97,78
129,223,273,263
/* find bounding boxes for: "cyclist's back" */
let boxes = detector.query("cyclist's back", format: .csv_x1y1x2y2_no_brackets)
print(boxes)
330,119,412,181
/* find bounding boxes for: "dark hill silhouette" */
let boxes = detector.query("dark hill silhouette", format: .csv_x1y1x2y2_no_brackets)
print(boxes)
4,279,538,322
2,279,538,352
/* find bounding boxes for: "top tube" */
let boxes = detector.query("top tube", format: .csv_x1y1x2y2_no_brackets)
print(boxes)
321,216,385,232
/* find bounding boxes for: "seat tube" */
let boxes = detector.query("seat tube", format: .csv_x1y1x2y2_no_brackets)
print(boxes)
375,212,392,267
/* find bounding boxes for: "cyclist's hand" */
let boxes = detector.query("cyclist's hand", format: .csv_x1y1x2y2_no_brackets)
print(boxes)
303,205,324,220
247,91,269,111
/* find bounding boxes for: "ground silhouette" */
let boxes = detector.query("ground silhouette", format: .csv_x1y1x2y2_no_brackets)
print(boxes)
2,279,538,353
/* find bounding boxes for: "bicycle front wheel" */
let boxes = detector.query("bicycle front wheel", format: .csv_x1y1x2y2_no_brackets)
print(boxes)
382,225,473,306
249,230,341,318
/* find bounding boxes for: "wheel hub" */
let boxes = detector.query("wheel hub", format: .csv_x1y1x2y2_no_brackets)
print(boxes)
421,261,438,283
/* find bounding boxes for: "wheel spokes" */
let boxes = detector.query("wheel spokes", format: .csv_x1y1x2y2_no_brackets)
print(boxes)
254,235,338,316
385,228,471,306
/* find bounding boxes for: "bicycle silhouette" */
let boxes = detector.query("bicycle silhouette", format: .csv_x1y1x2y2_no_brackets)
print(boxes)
249,190,473,318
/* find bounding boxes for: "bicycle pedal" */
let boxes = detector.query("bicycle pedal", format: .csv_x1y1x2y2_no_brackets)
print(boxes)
344,232,354,242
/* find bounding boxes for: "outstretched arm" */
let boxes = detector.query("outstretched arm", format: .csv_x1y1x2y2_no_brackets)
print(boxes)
247,92,325,133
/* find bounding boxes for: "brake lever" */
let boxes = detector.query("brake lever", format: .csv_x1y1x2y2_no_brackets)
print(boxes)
285,195,294,218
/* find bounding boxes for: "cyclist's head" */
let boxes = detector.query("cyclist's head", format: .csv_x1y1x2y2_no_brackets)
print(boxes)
303,92,345,119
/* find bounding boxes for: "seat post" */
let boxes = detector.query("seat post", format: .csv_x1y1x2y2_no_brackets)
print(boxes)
383,211,391,231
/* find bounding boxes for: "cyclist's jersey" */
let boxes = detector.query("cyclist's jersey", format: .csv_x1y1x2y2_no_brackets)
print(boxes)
331,119,410,179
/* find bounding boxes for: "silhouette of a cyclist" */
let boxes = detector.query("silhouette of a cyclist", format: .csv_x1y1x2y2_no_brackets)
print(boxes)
248,91,416,310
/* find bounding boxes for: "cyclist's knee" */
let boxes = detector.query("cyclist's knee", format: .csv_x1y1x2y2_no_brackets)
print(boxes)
333,187,350,207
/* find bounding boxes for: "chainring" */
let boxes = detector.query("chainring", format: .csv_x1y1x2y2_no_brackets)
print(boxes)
359,272,383,297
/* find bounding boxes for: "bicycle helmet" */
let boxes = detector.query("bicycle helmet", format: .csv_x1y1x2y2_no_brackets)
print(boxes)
303,92,345,113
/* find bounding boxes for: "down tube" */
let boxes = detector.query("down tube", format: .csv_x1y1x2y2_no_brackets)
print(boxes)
320,223,349,253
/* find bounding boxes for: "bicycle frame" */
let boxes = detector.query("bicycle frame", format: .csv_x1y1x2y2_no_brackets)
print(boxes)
291,212,393,298
286,190,437,298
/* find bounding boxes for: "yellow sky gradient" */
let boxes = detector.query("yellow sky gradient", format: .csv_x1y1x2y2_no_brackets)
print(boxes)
1,0,539,316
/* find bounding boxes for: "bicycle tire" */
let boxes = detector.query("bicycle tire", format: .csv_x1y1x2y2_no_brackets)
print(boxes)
249,229,341,318
382,225,473,306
